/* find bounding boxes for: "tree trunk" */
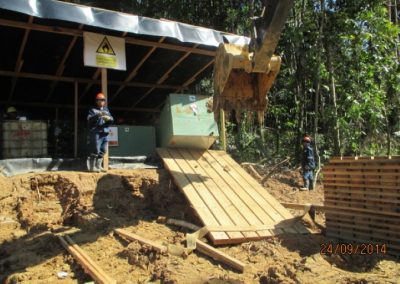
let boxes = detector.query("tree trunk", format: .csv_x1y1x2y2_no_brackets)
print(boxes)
312,0,325,190
326,46,341,156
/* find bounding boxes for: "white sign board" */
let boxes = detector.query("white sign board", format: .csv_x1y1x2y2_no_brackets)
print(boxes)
109,127,119,146
83,32,126,70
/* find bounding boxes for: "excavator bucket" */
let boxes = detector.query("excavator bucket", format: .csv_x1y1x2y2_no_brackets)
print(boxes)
213,0,294,123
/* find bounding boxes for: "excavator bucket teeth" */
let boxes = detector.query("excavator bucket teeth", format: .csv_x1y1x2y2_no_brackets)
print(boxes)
212,0,293,120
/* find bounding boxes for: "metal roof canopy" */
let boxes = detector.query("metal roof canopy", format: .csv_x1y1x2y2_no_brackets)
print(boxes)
0,0,249,117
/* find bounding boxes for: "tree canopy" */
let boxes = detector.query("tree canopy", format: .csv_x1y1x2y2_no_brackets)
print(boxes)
65,0,400,162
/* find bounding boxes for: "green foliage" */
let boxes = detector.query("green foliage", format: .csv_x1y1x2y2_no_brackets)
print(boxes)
63,0,400,160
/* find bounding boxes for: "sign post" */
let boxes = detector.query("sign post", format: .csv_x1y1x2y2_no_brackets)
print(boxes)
84,32,126,170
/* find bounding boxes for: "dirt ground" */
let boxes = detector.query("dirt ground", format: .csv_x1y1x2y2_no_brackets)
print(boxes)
0,169,399,283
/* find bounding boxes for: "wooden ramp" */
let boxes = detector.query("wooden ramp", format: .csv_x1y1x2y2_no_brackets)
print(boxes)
157,148,309,245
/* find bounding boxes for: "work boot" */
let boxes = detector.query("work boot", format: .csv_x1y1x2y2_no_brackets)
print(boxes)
300,179,309,191
309,179,314,190
86,156,95,172
95,157,106,173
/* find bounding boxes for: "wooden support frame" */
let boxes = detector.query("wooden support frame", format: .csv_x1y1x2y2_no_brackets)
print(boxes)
101,68,109,170
156,58,215,110
0,100,159,113
74,81,78,158
79,68,101,102
0,18,216,57
46,24,84,102
0,70,184,90
130,44,199,108
109,37,166,104
8,16,33,102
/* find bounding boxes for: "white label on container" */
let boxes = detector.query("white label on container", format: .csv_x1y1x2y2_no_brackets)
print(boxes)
109,127,119,146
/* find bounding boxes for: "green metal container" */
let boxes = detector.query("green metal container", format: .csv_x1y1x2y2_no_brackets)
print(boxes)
81,125,156,157
108,125,156,157
157,94,219,149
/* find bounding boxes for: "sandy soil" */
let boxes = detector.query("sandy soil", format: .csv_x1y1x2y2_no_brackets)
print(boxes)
0,169,399,283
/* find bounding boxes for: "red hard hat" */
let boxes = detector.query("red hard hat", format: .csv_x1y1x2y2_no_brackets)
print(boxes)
96,93,106,100
303,136,312,143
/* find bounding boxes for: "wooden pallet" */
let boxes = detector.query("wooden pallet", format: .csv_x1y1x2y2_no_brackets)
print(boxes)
157,148,308,245
322,156,400,257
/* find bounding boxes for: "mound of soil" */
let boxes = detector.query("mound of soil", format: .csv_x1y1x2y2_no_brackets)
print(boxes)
0,169,399,284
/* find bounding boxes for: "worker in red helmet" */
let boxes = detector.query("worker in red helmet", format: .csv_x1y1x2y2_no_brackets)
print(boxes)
300,135,316,191
86,93,114,172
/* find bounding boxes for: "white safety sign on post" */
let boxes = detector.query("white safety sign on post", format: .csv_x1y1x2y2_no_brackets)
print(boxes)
83,32,126,70
108,127,119,146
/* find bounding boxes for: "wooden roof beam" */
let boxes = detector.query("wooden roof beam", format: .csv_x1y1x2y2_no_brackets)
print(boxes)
0,70,185,90
0,19,216,57
156,58,215,110
109,37,165,104
79,68,101,102
8,16,33,102
45,24,84,102
0,100,160,113
131,44,199,108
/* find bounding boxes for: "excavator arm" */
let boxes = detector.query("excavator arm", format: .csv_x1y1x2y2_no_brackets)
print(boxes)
213,0,294,123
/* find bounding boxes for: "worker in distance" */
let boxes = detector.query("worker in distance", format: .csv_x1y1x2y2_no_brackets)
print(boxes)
300,135,316,191
87,93,114,172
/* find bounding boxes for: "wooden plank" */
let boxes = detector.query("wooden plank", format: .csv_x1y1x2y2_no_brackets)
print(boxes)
172,149,244,242
325,195,400,207
324,182,400,190
328,156,400,163
196,240,246,272
324,187,400,198
325,199,400,211
212,151,292,220
114,229,167,253
210,151,305,234
326,220,400,236
323,176,400,183
156,148,229,242
322,170,400,177
326,224,400,245
191,149,273,238
326,216,400,233
58,235,116,284
323,164,400,170
200,150,280,235
325,192,400,204
324,201,400,217
324,208,400,224
179,149,259,240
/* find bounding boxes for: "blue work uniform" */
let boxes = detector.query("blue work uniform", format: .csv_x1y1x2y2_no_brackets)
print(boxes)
301,142,316,190
87,106,114,158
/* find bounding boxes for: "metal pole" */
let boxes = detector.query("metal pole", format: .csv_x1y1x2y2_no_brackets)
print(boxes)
220,108,227,152
101,68,109,170
74,81,78,158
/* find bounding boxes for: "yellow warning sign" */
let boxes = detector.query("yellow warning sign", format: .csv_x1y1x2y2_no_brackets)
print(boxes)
96,55,117,68
84,32,126,70
96,37,116,55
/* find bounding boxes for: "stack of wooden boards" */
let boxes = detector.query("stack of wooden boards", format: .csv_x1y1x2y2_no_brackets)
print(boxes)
323,156,400,258
157,148,309,245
